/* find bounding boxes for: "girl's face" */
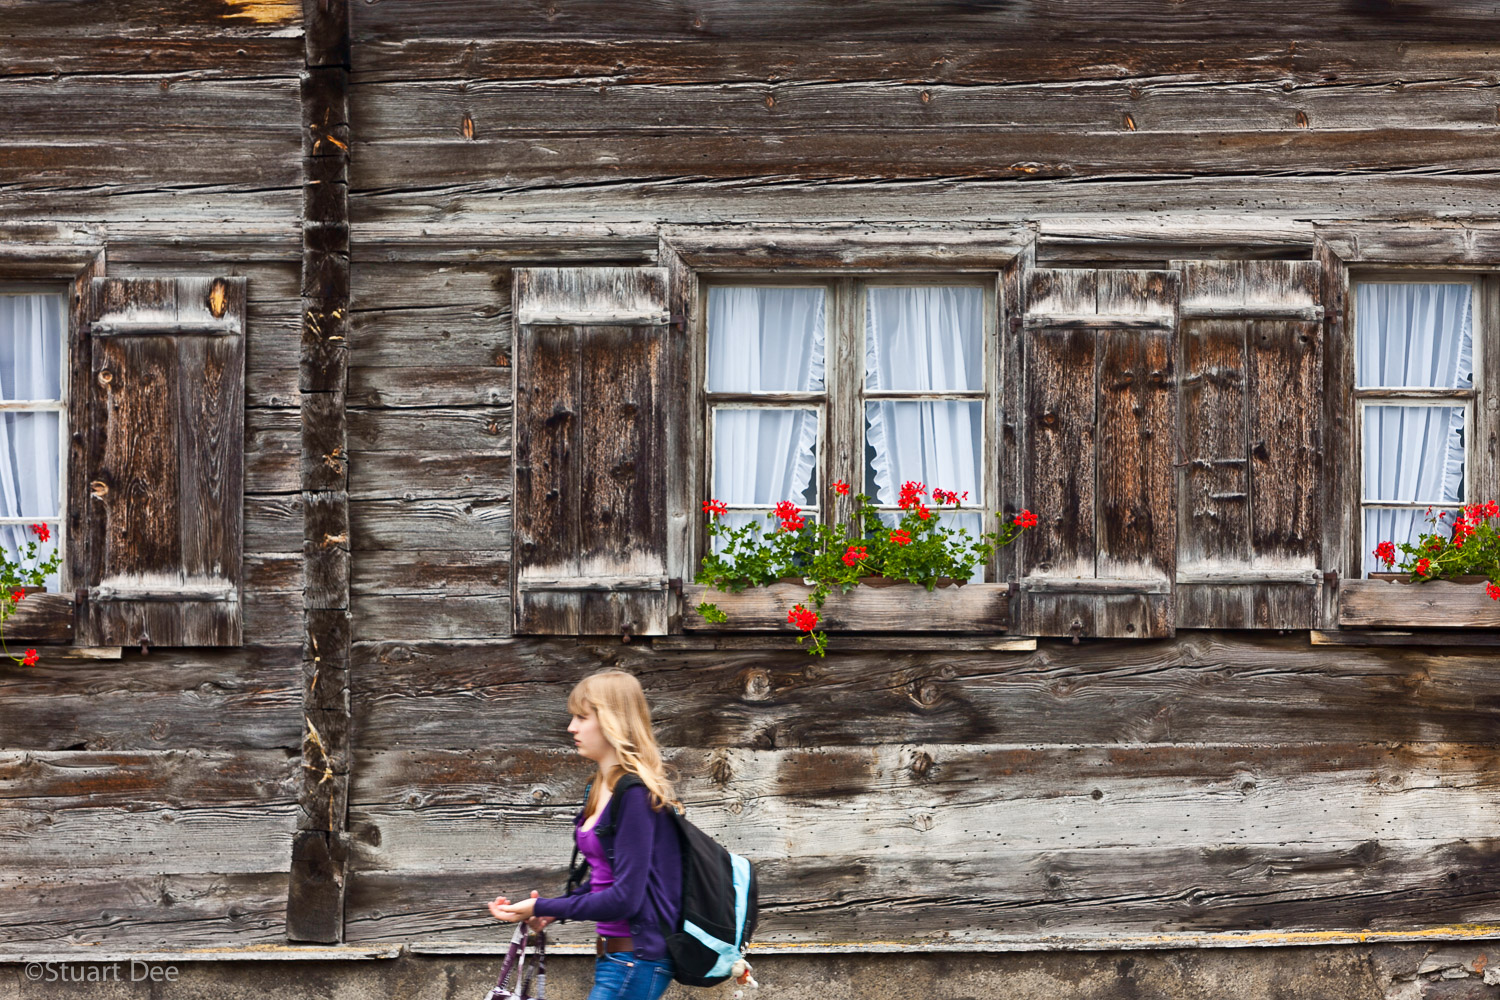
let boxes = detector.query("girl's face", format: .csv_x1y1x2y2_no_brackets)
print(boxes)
567,706,612,762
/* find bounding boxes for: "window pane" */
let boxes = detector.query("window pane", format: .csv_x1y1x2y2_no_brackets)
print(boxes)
0,412,61,517
865,400,981,504
707,287,825,392
712,407,819,507
1363,405,1464,504
1355,283,1473,389
0,293,65,401
0,524,58,592
865,286,982,391
1364,508,1455,578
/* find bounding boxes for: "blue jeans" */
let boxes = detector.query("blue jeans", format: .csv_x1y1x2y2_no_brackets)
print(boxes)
586,951,673,1000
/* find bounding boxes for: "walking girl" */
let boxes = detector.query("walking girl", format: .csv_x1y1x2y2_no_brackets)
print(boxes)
489,669,683,1000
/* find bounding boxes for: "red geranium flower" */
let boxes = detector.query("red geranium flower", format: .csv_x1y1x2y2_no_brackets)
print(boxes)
834,480,851,496
897,481,927,510
9,589,23,603
702,499,728,518
773,500,800,520
1487,501,1499,518
787,604,819,632
1416,557,1432,576
916,504,931,520
31,523,49,542
1488,582,1500,601
779,513,807,532
842,545,868,567
20,648,37,667
1014,509,1038,529
889,529,911,546
1373,540,1396,567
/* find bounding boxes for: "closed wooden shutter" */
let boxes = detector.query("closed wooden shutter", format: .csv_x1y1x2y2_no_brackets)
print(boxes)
82,277,246,647
1173,260,1323,628
1018,268,1178,638
512,267,674,635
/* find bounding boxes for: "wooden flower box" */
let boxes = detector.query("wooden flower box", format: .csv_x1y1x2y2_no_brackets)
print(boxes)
682,580,1010,632
1339,574,1500,628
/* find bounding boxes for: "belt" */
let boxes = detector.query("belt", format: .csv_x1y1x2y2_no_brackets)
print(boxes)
595,935,633,956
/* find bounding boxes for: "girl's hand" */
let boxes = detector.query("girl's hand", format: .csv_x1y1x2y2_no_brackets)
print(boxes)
526,916,555,933
488,890,539,922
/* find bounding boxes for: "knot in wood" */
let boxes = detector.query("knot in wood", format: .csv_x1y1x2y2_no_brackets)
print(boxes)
907,677,942,709
741,668,772,702
708,748,734,787
89,480,109,498
97,370,113,387
908,750,935,781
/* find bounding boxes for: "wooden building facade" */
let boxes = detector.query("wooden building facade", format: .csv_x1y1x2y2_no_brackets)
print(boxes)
5,1,1500,996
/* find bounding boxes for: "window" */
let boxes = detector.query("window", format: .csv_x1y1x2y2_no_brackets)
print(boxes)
702,277,997,579
1354,278,1477,576
0,285,66,591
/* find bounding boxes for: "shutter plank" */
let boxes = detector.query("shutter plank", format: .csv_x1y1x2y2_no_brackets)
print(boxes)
513,268,672,636
84,277,246,647
1021,267,1176,638
1175,261,1321,629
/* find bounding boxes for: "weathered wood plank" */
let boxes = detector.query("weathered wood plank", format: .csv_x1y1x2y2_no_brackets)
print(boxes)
350,550,509,595
350,636,1500,749
351,452,512,501
350,130,1500,190
344,837,1500,944
347,39,1500,85
662,224,1026,270
1339,580,1500,629
684,583,1008,632
350,2,1500,44
348,407,510,452
246,407,302,494
348,174,1500,231
0,873,289,951
349,303,510,367
0,751,297,811
246,494,305,552
352,79,1500,141
350,497,509,551
347,367,511,408
351,595,512,641
0,646,302,751
243,586,304,645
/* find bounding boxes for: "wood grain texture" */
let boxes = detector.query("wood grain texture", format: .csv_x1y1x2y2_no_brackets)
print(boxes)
1021,268,1177,638
350,635,1500,750
684,583,1008,633
512,267,672,635
0,872,289,952
1339,580,1500,628
0,645,302,751
350,2,1500,44
1174,260,1322,629
84,277,247,647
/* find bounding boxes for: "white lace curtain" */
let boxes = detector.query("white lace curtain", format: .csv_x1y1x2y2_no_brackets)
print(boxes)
1358,282,1473,575
0,293,64,589
707,287,825,539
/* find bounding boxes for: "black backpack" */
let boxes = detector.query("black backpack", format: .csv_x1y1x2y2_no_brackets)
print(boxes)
571,775,758,987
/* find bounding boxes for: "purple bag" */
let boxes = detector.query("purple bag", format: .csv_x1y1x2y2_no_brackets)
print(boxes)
485,923,546,1000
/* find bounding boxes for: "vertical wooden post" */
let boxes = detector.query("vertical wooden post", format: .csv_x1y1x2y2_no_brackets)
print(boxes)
289,0,351,945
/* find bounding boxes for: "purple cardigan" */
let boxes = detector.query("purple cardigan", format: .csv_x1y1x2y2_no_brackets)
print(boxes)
533,782,682,961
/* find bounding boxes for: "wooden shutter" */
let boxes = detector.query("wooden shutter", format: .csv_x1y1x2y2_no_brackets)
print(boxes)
512,267,674,635
1018,268,1178,638
1173,260,1323,628
82,277,246,646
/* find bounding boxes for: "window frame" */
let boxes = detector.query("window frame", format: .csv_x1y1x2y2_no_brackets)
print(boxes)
697,272,1002,582
1351,271,1483,578
0,281,71,591
659,225,1030,638
0,236,105,644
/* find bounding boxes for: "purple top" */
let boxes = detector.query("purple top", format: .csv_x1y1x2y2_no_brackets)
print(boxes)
533,782,682,961
574,822,632,937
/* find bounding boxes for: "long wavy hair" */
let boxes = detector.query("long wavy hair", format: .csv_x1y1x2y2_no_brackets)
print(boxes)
569,669,679,814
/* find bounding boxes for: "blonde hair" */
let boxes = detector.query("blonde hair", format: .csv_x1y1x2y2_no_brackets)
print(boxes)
569,669,679,814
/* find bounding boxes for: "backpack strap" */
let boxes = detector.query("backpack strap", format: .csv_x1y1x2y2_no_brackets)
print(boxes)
563,782,592,897
592,773,645,840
